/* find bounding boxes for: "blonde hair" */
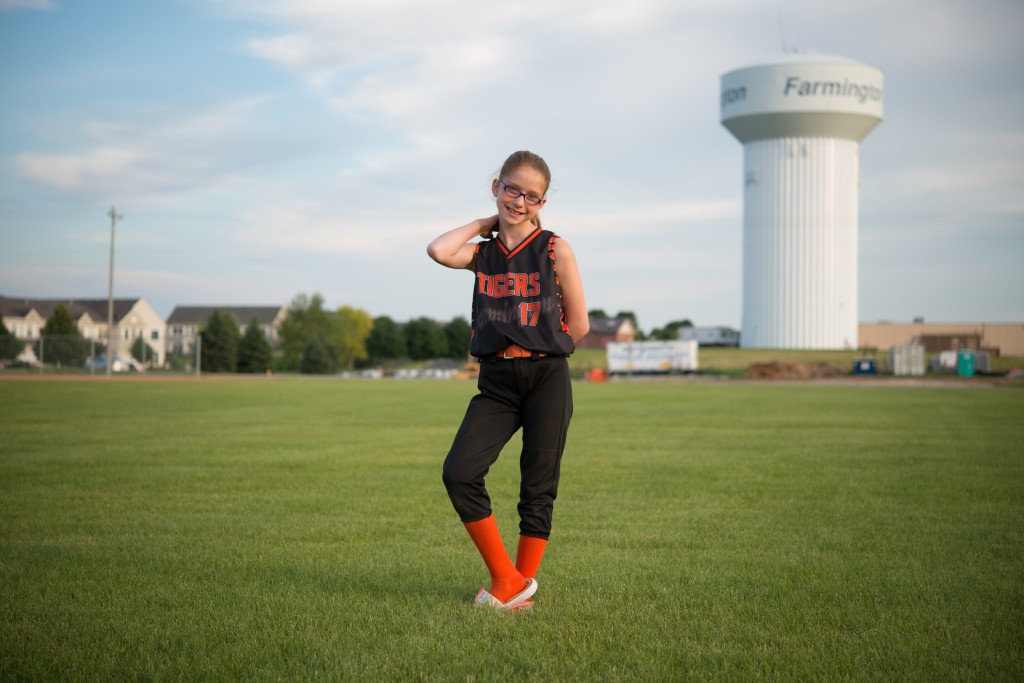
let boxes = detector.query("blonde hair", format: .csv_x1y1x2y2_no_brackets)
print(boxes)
499,151,551,229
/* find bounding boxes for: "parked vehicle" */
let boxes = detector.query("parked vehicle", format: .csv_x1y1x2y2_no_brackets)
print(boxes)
0,357,41,369
84,355,143,372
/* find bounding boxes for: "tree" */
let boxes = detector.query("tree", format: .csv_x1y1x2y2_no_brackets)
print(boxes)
366,315,405,362
404,317,447,360
237,318,272,373
335,306,373,370
130,336,158,366
200,310,240,373
42,303,78,335
300,335,336,374
444,317,472,359
0,318,24,360
276,293,338,372
588,308,609,319
650,319,694,341
40,304,90,366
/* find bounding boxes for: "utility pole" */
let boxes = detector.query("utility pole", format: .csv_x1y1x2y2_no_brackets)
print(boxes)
107,206,123,377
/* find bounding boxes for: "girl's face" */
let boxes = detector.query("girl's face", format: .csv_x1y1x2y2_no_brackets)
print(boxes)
492,165,548,229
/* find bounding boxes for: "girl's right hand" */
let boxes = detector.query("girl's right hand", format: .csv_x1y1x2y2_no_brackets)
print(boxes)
428,216,498,270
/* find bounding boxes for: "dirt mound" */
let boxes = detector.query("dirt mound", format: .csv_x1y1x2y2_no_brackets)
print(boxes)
745,361,846,380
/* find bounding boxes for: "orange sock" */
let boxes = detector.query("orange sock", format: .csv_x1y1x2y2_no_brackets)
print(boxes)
463,514,526,603
515,535,548,579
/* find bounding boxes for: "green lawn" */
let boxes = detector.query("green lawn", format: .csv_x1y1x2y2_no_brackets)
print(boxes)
2,377,1022,680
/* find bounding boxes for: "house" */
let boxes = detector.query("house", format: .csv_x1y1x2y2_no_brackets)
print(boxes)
0,296,166,365
575,316,636,350
165,306,288,356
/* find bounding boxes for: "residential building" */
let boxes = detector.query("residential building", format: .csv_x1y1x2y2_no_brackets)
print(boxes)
166,306,288,356
576,316,636,350
0,296,166,365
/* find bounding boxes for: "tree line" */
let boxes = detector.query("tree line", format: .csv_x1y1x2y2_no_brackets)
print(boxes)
587,309,693,341
0,294,473,374
195,293,472,375
0,298,698,373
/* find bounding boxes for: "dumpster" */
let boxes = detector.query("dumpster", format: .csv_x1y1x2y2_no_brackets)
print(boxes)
852,357,877,375
957,349,975,377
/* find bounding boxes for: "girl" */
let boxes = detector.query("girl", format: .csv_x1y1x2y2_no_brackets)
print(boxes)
427,151,589,610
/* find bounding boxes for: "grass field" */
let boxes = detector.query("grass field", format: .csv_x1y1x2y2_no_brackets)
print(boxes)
2,377,1022,681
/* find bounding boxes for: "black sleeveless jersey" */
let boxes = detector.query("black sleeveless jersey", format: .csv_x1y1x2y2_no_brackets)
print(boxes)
469,228,576,358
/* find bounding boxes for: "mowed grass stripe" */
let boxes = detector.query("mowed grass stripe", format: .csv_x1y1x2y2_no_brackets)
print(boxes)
1,379,1022,680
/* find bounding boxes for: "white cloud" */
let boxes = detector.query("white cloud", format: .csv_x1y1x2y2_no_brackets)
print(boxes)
225,1,751,188
16,147,140,190
247,33,316,70
331,37,514,123
12,98,280,199
233,206,401,256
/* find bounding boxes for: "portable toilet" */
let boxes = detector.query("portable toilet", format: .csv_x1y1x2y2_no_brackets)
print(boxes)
957,349,975,378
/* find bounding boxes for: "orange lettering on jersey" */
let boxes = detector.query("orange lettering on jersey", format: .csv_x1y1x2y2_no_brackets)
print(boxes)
528,273,540,296
477,271,542,298
514,273,528,297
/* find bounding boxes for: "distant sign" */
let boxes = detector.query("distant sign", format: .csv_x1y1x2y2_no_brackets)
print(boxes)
607,340,698,374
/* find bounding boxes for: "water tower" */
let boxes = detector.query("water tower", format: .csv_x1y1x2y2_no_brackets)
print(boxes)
721,53,883,349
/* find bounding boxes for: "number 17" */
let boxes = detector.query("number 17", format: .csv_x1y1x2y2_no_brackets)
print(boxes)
519,302,540,326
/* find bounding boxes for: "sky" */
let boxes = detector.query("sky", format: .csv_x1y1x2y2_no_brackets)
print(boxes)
1,0,1022,333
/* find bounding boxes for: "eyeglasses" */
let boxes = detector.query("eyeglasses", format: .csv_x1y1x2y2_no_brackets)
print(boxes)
499,181,545,206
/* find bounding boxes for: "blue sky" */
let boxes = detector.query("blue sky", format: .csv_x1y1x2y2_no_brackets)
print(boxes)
2,0,1022,332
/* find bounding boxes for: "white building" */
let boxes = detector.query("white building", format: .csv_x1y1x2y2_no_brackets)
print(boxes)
721,52,883,349
0,296,166,365
679,326,740,347
165,306,287,356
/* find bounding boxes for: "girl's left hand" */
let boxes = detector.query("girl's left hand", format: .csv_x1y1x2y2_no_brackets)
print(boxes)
478,215,499,238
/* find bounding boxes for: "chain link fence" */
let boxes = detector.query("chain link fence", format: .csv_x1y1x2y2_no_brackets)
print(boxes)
0,334,186,375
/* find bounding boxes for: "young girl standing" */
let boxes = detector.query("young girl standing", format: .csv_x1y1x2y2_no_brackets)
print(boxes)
427,150,589,610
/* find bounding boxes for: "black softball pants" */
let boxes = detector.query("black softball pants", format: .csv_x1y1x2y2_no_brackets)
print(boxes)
442,355,573,540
